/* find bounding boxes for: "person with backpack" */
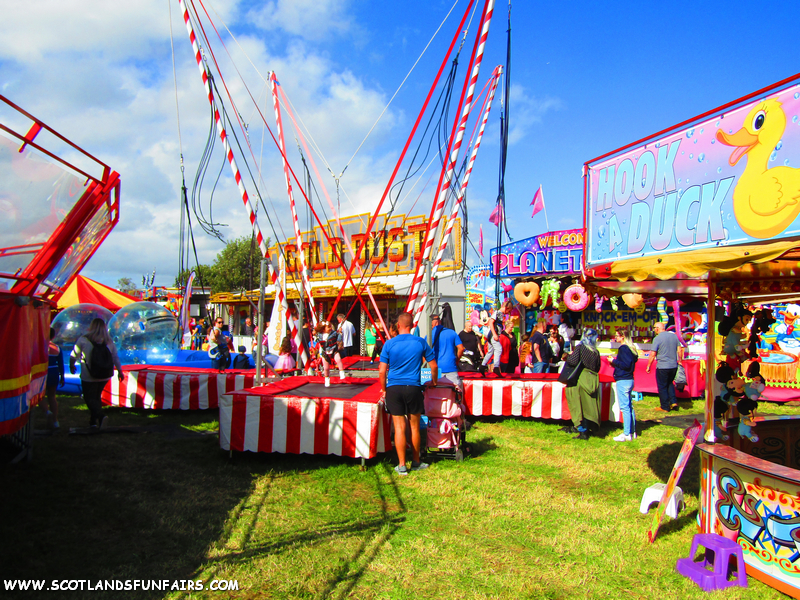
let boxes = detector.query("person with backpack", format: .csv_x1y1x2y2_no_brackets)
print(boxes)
69,318,123,430
430,305,464,389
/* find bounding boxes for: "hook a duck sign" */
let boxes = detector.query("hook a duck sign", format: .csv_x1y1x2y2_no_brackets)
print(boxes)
585,77,800,267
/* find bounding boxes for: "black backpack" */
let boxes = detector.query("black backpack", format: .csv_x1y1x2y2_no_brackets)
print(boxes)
88,340,114,379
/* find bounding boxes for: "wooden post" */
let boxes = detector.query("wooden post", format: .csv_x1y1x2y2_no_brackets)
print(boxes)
704,281,716,441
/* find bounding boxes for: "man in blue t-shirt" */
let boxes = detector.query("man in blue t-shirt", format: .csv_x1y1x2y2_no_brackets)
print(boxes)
430,314,464,389
379,312,438,476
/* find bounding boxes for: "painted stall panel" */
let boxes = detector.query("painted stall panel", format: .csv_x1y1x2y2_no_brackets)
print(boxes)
701,445,800,597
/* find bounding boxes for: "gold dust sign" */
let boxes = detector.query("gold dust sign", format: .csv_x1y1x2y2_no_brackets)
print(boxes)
269,212,462,281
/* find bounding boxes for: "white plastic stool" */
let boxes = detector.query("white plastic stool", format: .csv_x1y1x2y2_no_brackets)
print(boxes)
639,483,685,519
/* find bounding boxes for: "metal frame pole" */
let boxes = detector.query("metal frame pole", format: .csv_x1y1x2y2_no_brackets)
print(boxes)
255,258,266,384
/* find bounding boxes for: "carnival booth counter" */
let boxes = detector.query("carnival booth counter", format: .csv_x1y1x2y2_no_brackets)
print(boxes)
583,73,800,596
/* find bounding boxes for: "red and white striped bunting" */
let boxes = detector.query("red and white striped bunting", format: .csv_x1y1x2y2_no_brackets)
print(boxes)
463,378,620,421
102,366,256,410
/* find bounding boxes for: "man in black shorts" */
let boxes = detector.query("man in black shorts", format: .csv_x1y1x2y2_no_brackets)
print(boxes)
378,312,438,476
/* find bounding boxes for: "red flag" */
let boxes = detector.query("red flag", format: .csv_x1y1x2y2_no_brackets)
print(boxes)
531,185,544,218
489,202,503,226
479,225,484,257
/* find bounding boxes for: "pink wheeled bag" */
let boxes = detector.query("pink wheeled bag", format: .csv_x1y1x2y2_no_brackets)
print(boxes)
423,381,468,461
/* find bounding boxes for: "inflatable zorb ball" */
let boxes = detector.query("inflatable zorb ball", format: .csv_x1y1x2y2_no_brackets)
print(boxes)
51,303,114,351
108,301,181,364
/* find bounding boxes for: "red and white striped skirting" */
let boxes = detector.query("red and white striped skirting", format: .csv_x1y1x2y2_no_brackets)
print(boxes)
102,366,255,410
462,376,620,421
219,377,392,459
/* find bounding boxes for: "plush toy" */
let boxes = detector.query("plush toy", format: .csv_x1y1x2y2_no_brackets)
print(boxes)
609,296,619,312
738,362,763,442
656,297,669,324
718,304,753,373
514,281,540,307
594,294,606,313
622,293,643,309
540,278,561,309
478,307,491,339
470,305,482,335
713,363,746,441
748,308,776,357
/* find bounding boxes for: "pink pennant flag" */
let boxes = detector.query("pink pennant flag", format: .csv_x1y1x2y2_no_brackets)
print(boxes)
479,225,484,257
489,202,503,226
531,185,544,218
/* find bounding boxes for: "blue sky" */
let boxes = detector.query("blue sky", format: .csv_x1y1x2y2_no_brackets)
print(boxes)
1,0,799,288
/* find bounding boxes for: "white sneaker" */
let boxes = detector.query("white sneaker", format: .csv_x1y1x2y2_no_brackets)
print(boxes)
324,377,330,388
613,433,633,442
339,371,346,380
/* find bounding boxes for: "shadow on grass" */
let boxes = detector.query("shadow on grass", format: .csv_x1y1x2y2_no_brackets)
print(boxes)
187,461,407,600
655,509,699,541
1,396,407,600
646,441,701,498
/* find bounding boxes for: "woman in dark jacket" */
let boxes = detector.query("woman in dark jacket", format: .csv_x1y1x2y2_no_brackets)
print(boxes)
563,328,602,440
607,330,639,441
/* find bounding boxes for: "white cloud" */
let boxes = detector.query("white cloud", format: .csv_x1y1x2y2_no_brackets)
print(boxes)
0,0,407,288
507,83,562,145
247,0,354,41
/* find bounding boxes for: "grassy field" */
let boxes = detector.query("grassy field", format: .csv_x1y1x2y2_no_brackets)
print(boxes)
2,392,797,599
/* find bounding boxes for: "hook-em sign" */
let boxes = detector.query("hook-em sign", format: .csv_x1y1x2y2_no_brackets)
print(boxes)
490,229,583,277
268,212,462,281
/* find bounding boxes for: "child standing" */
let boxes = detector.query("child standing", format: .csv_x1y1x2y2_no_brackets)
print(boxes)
315,321,346,387
274,336,296,373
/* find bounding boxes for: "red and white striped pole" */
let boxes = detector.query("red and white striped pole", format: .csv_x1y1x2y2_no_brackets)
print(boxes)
413,65,502,326
271,262,309,369
270,72,318,326
177,0,268,258
405,0,495,317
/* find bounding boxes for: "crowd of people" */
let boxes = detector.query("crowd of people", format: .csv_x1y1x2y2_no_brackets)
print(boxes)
60,298,682,462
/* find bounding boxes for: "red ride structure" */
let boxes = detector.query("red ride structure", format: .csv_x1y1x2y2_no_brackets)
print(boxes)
0,95,120,462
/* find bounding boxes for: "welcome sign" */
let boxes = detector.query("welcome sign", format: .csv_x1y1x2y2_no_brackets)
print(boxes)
490,229,583,277
585,78,800,267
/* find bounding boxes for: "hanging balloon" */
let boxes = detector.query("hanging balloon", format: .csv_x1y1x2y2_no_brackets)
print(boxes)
540,278,561,308
514,281,540,307
634,302,646,315
563,284,590,312
558,301,568,313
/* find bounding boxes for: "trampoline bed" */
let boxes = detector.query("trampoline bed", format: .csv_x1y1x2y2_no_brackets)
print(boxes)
341,356,379,371
219,376,392,459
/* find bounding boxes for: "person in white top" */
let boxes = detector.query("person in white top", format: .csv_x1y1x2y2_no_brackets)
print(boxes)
69,318,123,430
337,313,356,358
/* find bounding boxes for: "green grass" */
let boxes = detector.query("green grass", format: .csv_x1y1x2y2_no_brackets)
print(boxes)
1,392,796,599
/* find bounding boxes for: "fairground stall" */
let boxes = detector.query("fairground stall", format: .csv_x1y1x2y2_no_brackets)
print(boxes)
489,228,705,397
583,73,800,596
0,95,120,461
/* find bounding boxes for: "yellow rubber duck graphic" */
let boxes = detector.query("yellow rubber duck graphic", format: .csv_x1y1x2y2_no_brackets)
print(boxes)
716,99,800,238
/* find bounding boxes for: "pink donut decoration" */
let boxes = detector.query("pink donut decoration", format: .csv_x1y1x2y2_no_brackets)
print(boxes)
563,284,590,312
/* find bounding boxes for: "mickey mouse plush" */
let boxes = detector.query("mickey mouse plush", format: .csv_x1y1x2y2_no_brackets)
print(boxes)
738,362,763,442
713,363,746,442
